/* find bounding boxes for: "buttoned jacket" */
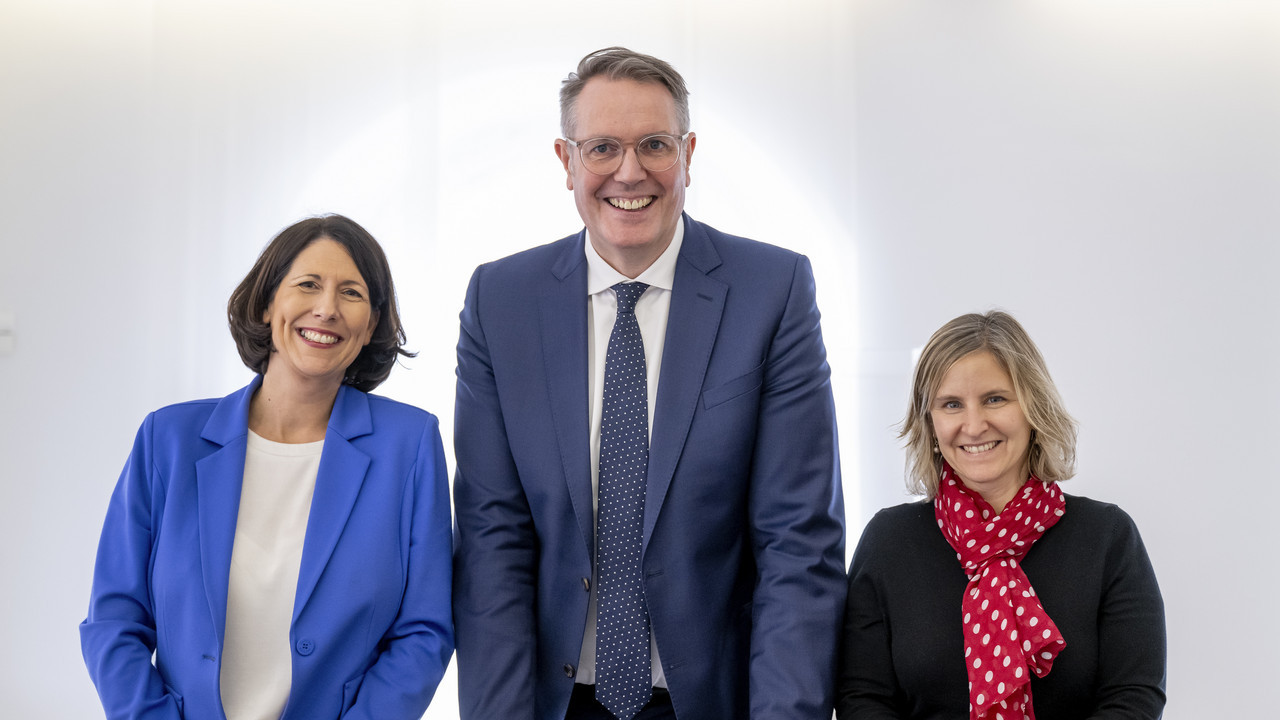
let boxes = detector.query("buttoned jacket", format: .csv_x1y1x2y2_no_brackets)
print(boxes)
452,215,847,719
81,378,454,720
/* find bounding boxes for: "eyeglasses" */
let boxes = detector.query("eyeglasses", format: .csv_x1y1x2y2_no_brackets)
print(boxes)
564,132,691,175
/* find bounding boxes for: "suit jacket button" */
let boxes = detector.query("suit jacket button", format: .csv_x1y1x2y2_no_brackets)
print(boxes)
296,639,314,656
581,577,590,591
563,663,575,677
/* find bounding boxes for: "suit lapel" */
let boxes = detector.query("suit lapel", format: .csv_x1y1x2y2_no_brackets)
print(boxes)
293,385,372,621
541,234,595,561
644,217,726,550
196,378,259,647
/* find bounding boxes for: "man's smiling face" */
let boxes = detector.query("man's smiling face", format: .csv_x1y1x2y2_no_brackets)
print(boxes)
555,76,695,277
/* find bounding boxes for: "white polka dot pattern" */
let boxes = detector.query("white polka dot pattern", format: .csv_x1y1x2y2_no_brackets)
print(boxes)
595,282,651,720
935,463,1066,720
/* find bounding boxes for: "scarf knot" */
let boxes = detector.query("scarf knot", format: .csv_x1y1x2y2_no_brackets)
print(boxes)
934,464,1066,720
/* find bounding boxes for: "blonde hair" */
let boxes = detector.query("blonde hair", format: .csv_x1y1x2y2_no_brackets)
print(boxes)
900,311,1077,498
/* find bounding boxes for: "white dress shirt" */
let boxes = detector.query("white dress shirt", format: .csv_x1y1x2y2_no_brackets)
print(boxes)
575,217,684,688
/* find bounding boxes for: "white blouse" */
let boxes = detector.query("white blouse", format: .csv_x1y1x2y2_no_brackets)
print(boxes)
219,430,322,720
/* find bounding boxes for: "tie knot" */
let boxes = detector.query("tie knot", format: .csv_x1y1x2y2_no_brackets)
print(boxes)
613,282,649,315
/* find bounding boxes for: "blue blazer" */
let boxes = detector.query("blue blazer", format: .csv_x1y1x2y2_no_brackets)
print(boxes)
80,378,454,720
452,215,847,720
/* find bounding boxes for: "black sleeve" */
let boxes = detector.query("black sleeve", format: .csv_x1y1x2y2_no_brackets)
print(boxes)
836,515,905,719
1087,505,1167,719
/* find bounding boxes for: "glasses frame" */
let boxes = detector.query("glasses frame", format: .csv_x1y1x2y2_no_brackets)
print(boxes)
564,132,692,176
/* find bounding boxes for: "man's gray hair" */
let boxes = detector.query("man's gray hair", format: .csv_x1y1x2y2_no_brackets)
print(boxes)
559,46,691,138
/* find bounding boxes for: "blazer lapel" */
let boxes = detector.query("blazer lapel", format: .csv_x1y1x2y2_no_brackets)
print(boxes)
294,384,372,620
196,378,259,647
644,217,726,550
541,234,595,561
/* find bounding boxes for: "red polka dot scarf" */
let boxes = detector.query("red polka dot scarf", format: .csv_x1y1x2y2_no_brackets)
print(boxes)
934,463,1067,720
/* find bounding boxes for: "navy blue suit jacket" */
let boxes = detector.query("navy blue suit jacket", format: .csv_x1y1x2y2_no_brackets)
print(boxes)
80,378,454,720
452,216,846,719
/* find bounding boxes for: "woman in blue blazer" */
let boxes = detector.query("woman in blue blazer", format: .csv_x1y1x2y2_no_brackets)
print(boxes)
80,215,454,720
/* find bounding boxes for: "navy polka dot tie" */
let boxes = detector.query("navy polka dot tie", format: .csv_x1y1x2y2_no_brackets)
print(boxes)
596,281,652,720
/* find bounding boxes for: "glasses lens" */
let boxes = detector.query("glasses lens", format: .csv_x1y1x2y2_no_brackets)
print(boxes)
578,138,623,174
636,134,681,172
575,134,683,175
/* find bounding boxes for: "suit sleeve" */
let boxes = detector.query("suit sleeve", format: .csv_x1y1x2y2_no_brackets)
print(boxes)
747,255,847,718
1087,507,1167,719
452,266,540,719
344,415,455,720
79,414,184,720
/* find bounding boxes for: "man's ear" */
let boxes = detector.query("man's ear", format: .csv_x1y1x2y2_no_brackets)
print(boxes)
683,132,696,187
554,139,574,191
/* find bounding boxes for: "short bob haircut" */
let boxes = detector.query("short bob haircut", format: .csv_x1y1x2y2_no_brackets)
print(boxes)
227,214,412,393
559,46,691,138
900,310,1077,498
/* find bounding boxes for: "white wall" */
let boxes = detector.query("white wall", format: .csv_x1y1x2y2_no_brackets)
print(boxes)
0,1,1273,717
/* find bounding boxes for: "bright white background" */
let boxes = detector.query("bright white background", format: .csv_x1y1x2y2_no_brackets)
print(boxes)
0,1,1275,718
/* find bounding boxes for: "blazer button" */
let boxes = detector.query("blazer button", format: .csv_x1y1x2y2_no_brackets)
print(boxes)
563,663,575,678
295,639,315,656
581,577,590,591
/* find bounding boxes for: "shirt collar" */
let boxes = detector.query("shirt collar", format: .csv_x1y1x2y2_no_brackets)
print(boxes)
585,216,684,296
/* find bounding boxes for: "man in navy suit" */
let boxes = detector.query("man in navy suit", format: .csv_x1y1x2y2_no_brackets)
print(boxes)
453,47,846,720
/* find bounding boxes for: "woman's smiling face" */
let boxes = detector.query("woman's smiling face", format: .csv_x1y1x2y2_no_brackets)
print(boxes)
263,237,377,389
930,350,1033,512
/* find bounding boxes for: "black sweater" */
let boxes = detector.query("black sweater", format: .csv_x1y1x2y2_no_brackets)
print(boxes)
837,494,1166,719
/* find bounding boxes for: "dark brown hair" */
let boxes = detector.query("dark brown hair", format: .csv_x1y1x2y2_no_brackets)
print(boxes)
227,214,412,392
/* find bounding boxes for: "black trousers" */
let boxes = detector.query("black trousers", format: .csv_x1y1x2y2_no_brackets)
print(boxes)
565,683,676,720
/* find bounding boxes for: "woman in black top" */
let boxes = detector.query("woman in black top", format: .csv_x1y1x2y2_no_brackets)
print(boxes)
837,311,1165,719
